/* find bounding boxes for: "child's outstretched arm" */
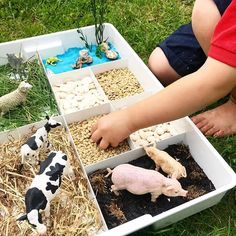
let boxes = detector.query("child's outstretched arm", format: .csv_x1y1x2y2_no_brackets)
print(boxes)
91,57,236,149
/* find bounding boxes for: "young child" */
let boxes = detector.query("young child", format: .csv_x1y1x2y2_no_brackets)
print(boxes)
91,0,236,149
148,0,235,137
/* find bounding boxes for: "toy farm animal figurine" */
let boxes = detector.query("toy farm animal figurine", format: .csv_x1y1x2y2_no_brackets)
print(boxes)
46,57,62,66
20,116,62,166
144,146,187,179
17,151,74,235
0,81,32,117
6,53,24,72
106,164,188,202
73,49,93,69
5,52,35,80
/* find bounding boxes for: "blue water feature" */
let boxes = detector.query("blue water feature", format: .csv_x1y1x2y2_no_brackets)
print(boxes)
42,43,121,74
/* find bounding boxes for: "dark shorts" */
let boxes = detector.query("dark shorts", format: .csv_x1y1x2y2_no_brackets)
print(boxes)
158,0,232,76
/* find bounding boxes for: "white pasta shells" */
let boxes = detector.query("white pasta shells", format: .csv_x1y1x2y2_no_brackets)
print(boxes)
53,77,107,114
130,122,177,148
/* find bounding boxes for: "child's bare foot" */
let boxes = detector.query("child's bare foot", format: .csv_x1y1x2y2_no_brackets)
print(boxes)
191,99,236,137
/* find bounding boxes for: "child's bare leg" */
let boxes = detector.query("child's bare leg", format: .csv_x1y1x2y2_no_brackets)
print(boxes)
149,0,222,88
191,1,236,137
192,0,221,55
148,47,181,86
192,87,236,137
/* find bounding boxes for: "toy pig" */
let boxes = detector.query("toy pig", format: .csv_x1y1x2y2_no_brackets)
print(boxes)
144,146,187,179
106,164,188,202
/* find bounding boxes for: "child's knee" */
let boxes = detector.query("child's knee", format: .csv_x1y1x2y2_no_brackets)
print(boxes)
148,47,166,76
148,47,180,85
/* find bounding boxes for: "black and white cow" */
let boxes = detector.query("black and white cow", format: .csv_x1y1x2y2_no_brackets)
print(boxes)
17,151,74,235
20,116,62,166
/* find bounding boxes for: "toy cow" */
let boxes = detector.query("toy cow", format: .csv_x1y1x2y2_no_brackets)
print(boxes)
17,151,74,235
20,116,62,166
144,146,187,179
106,164,187,202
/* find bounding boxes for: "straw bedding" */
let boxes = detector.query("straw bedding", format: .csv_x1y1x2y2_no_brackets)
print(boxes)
0,127,103,236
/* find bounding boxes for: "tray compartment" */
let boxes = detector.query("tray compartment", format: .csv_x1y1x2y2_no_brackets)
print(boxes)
0,116,105,235
64,104,132,166
91,59,162,99
48,68,108,115
86,132,235,235
129,118,190,149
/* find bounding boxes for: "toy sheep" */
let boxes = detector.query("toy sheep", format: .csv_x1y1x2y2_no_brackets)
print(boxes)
17,151,74,235
0,81,32,116
106,164,187,202
144,146,187,179
20,116,62,166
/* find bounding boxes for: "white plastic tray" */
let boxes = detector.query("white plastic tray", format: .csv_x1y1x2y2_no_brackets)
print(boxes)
0,23,235,236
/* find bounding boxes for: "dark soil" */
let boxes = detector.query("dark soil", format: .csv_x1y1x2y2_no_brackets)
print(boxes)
88,144,215,229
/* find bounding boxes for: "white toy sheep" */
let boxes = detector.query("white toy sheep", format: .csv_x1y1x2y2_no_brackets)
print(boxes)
0,81,32,116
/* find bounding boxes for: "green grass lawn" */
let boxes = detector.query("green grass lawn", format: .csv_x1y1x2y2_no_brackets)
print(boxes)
0,0,235,235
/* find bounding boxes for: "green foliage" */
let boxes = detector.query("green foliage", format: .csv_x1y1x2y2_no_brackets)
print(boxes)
0,0,235,235
77,28,92,51
95,44,103,58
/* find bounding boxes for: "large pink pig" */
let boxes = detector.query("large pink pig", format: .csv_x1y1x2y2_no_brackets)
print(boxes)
106,164,188,202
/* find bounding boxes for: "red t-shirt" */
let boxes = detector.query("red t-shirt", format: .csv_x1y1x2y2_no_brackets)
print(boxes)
208,0,236,67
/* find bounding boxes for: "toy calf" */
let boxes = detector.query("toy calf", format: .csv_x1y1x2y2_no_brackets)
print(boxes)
106,164,187,202
17,151,74,235
144,146,187,179
20,116,62,165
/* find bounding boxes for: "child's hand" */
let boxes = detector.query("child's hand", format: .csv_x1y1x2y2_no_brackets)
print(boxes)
91,110,134,149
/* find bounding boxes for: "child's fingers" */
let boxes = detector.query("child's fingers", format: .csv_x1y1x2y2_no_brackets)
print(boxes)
110,141,119,148
91,123,98,135
99,139,110,149
91,129,102,143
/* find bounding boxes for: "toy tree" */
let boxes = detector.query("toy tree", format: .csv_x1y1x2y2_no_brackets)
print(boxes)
78,0,118,60
91,0,107,45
